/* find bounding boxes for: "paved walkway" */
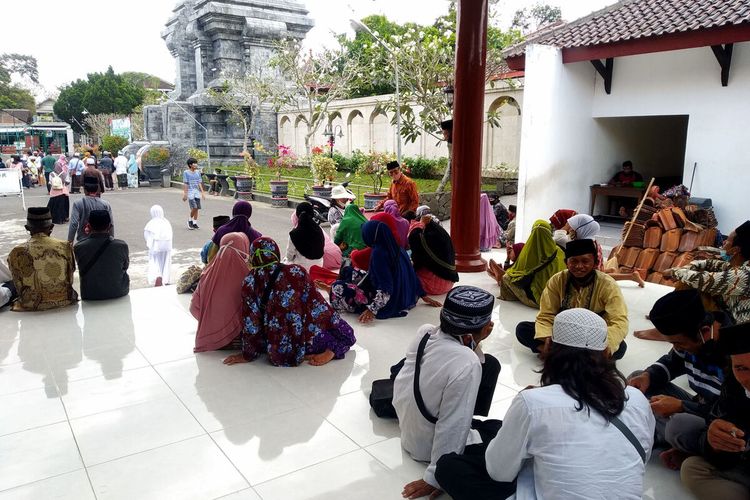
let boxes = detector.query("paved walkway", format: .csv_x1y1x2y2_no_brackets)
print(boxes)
0,187,297,289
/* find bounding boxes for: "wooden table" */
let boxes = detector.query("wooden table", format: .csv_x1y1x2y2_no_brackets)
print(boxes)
589,185,647,216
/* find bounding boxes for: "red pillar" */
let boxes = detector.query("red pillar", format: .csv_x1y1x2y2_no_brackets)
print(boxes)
450,0,489,272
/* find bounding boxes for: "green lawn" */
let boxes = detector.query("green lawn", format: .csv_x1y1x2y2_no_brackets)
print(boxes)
199,165,496,202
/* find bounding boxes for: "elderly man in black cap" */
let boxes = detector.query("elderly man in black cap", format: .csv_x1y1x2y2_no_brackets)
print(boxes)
7,207,78,311
393,286,501,500
516,238,629,359
68,178,114,243
628,289,730,469
681,321,750,499
373,160,419,214
73,210,129,300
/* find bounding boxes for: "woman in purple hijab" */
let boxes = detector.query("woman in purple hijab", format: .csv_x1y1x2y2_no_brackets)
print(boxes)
212,200,262,247
479,193,502,252
383,200,409,249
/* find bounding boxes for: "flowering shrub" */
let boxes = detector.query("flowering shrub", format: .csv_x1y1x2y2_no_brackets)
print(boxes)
356,151,395,194
267,144,296,180
310,154,337,186
240,151,260,178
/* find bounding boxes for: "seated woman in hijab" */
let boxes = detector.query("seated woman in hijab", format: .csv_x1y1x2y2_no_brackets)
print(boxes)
192,232,250,352
480,193,502,252
329,220,442,323
334,203,368,258
564,214,644,287
222,237,356,367
409,218,459,295
488,220,566,308
549,209,577,231
284,202,325,272
207,200,262,263
349,212,405,271
383,199,410,249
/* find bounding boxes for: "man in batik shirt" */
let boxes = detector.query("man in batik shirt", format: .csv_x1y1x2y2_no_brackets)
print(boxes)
7,207,78,311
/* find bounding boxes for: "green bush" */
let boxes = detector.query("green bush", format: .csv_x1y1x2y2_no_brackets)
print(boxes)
143,147,170,165
101,135,129,155
332,149,368,173
402,156,448,179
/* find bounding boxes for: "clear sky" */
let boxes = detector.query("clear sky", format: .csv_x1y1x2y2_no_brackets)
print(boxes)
3,0,616,98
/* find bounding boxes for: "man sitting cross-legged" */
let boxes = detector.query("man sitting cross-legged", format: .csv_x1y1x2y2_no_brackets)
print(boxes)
681,321,750,500
436,308,655,500
628,289,729,470
7,207,78,311
73,210,130,301
393,286,501,500
516,238,629,359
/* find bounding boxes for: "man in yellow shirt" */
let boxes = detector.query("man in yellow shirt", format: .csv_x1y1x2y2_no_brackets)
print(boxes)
515,238,629,359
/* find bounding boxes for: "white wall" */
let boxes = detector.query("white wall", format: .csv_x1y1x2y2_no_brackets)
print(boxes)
277,84,524,169
516,44,621,239
518,42,750,238
593,43,750,233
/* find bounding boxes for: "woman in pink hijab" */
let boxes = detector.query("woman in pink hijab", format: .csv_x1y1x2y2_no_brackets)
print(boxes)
479,193,502,252
191,232,251,352
383,199,409,249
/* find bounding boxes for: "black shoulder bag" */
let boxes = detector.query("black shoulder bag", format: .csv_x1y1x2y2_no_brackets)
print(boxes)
370,333,437,422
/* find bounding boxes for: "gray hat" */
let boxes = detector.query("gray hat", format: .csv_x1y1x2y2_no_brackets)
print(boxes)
552,308,607,351
440,286,494,335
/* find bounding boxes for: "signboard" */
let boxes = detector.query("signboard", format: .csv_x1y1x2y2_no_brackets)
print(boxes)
111,118,132,141
0,169,25,210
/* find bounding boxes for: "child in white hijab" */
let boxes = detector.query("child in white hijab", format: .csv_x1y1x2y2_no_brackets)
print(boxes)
144,205,173,286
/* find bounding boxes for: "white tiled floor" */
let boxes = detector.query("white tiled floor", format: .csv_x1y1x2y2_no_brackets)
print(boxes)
0,249,695,499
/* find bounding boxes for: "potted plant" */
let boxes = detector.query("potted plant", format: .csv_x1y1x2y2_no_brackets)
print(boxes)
494,162,519,195
267,144,296,206
235,151,260,200
310,145,337,198
142,146,170,185
357,151,394,210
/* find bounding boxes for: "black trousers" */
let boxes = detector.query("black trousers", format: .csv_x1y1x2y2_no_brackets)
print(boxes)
435,420,516,500
475,353,501,416
516,321,627,360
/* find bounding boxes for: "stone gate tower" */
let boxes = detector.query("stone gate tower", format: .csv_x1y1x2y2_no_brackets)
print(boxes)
145,0,313,163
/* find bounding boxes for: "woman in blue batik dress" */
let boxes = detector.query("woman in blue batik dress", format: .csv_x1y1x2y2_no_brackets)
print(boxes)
222,236,356,367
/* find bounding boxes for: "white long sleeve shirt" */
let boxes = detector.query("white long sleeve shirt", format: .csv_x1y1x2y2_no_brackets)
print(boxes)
485,385,655,500
393,325,484,488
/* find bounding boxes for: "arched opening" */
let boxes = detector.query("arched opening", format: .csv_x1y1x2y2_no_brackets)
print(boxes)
485,96,522,171
347,110,367,153
369,109,390,153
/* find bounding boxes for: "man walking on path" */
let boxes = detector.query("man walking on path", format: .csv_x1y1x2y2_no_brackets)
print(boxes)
41,151,56,193
182,158,205,229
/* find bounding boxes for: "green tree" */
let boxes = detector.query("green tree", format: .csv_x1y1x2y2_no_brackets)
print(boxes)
511,3,562,34
0,53,39,114
83,67,145,115
53,79,88,125
268,38,367,158
55,67,146,130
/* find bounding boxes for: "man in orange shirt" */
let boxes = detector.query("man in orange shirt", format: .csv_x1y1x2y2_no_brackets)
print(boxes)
374,161,419,214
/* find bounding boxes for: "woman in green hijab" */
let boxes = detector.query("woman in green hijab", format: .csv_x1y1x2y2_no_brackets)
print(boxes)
492,219,566,308
333,203,368,257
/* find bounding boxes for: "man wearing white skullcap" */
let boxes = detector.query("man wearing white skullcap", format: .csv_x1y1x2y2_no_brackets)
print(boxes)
437,308,655,500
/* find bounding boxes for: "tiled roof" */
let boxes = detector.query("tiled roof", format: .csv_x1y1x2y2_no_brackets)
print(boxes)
504,0,750,58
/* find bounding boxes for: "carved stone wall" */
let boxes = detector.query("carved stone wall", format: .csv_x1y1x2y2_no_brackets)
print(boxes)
150,0,314,163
